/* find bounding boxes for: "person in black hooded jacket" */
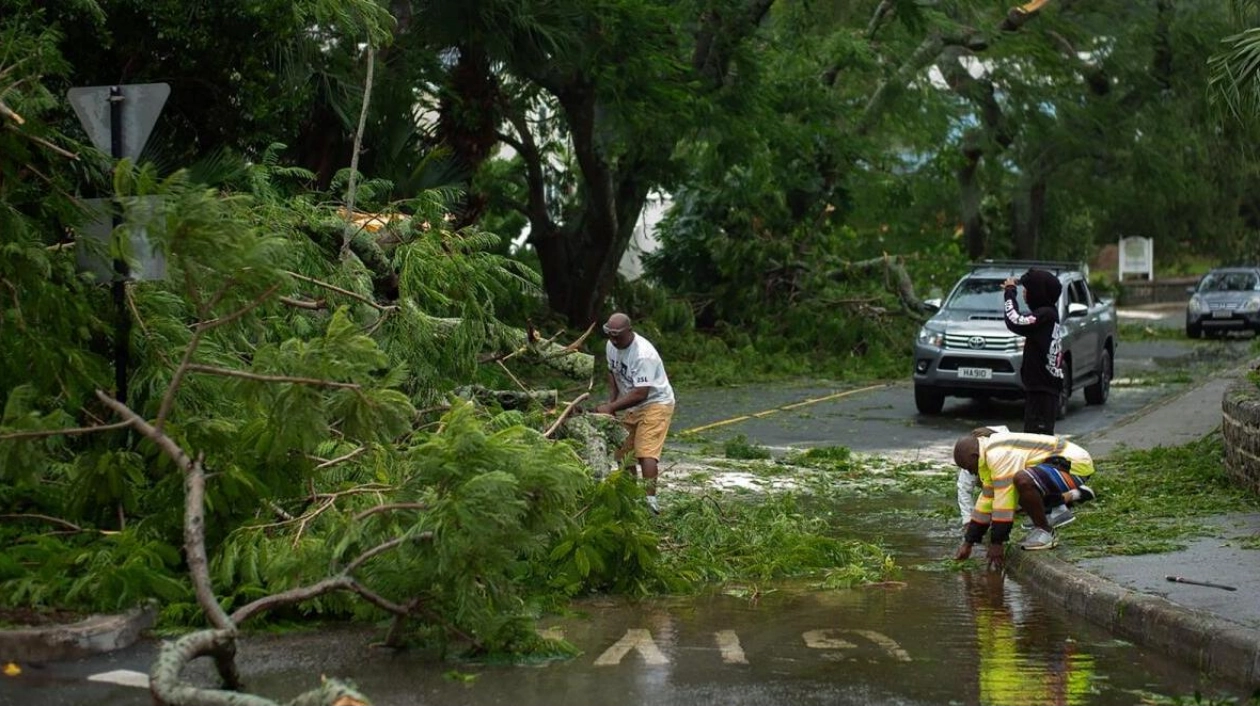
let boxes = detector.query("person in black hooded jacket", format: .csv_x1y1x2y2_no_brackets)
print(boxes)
1001,269,1065,434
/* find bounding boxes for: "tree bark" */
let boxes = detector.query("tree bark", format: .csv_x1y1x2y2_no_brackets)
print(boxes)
826,255,935,316
527,82,650,326
438,45,501,229
151,629,370,706
957,131,988,260
558,412,628,477
1010,167,1048,257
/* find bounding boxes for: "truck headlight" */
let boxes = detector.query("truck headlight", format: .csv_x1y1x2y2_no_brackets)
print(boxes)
1188,295,1206,314
917,326,944,347
1240,296,1260,313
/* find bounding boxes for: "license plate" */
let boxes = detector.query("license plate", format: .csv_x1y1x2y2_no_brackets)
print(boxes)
958,367,992,380
1212,310,1234,319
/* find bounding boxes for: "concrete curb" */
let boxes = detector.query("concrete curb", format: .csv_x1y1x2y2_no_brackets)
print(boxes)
1008,549,1260,689
0,602,157,663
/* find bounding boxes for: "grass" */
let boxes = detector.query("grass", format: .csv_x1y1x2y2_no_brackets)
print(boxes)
672,425,1256,564
656,491,900,587
1117,322,1188,342
723,434,772,460
1057,434,1259,559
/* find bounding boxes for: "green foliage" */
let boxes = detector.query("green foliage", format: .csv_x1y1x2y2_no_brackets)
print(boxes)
1,528,189,613
1062,435,1259,558
723,434,772,460
658,492,899,585
547,471,667,596
210,402,603,652
784,445,854,471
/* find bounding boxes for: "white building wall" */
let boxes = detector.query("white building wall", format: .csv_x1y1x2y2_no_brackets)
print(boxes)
617,191,671,281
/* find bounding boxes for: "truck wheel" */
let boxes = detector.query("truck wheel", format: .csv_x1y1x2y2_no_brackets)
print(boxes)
1186,322,1202,338
1084,349,1112,406
914,386,945,415
1056,366,1072,420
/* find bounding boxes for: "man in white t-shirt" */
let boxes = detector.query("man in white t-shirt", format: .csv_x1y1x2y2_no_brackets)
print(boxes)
594,312,676,515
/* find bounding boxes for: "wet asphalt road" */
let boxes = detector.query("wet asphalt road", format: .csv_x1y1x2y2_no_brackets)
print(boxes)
671,337,1255,463
4,315,1256,706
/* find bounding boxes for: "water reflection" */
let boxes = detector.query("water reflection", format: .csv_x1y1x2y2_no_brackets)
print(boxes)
232,565,1247,705
964,570,1098,705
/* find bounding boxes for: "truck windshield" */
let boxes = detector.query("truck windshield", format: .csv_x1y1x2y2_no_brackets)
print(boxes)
945,277,1031,311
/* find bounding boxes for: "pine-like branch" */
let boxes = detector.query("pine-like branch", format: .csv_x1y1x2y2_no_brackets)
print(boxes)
285,271,396,313
0,420,129,441
157,283,282,431
352,502,427,522
186,364,363,390
94,391,233,631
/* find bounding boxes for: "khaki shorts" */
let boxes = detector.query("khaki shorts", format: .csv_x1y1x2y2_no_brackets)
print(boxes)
616,403,675,462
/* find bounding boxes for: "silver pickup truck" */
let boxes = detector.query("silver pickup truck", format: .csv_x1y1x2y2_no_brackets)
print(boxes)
912,260,1117,418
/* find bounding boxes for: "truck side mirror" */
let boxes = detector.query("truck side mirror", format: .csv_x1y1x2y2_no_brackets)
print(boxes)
1067,302,1088,318
923,298,941,312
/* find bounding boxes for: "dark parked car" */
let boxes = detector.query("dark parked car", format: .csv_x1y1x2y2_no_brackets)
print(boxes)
1185,267,1260,338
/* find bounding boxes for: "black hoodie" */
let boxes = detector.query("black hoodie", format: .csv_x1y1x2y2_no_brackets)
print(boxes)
1002,269,1064,393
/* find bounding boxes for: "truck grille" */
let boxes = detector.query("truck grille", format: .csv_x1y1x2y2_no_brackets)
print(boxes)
939,357,1017,373
943,333,1024,352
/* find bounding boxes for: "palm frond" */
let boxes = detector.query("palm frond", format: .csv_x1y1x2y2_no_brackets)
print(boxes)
1209,27,1260,122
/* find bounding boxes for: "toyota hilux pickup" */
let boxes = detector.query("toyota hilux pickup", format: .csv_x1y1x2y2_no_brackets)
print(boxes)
912,260,1118,418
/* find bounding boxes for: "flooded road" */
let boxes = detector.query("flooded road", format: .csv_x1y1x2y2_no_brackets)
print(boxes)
7,336,1255,705
18,508,1250,705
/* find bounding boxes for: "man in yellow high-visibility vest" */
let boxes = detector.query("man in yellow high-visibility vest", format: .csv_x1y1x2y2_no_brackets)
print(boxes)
953,430,1096,570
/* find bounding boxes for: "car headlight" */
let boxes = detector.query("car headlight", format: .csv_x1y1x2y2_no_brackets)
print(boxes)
1240,296,1260,313
917,326,944,347
1188,295,1207,314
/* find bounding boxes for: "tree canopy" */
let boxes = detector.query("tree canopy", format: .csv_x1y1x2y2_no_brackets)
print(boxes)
1,0,1256,699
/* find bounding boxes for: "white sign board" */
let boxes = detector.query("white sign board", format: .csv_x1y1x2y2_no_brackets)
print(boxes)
1118,236,1153,281
75,197,167,282
67,83,169,160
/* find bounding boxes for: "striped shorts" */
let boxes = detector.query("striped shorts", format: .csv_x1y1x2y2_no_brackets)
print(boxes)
1026,462,1089,506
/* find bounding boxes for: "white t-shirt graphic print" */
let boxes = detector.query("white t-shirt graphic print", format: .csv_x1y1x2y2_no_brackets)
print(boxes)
606,334,675,411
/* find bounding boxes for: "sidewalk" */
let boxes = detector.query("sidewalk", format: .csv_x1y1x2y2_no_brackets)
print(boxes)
1010,366,1260,689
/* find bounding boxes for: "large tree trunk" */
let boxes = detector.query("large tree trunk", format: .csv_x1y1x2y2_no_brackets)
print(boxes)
528,84,650,326
438,45,500,229
293,103,350,190
957,130,989,260
1010,171,1048,258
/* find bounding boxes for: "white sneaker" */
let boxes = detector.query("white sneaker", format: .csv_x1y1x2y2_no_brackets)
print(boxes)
1022,505,1075,530
1021,527,1058,551
646,496,660,515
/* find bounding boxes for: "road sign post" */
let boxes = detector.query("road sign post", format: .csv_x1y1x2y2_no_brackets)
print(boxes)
68,83,169,406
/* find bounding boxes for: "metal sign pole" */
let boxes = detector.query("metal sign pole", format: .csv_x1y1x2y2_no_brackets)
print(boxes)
109,86,130,406
68,82,168,408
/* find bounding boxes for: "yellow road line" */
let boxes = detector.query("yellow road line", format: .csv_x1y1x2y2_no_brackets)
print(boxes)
678,383,889,435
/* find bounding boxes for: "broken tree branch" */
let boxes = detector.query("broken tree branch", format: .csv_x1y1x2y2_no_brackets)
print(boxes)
186,364,362,390
314,446,366,470
826,254,935,317
284,271,396,313
94,392,233,631
544,393,591,438
0,420,130,441
0,513,83,532
5,125,77,158
342,43,376,262
342,531,434,576
229,576,354,626
278,295,326,310
157,283,282,431
352,502,428,522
